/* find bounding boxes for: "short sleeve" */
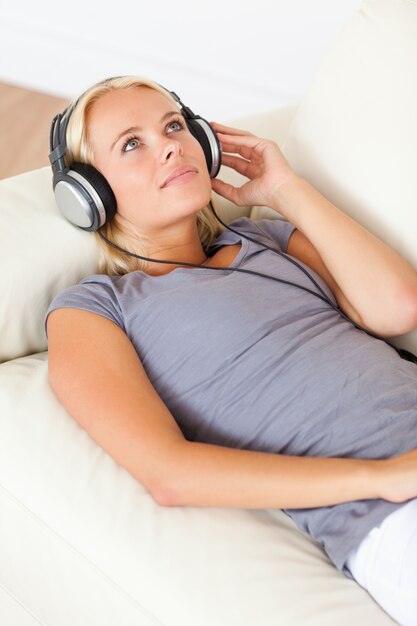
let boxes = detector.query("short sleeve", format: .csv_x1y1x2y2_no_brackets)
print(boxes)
209,216,296,255
44,274,125,338
251,218,296,253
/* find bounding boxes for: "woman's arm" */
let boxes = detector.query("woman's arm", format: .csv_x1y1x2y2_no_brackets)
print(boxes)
47,308,417,509
210,122,417,337
274,176,417,337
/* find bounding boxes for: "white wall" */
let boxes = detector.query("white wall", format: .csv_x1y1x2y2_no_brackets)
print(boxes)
0,0,361,120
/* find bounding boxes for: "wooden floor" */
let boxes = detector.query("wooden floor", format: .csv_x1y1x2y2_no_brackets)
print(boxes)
0,82,70,180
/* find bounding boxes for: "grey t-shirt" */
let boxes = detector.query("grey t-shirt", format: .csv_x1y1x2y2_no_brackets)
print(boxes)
45,217,417,573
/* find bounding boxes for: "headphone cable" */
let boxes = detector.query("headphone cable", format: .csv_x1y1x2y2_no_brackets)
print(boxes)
98,229,337,307
97,220,417,361
97,214,417,365
98,221,376,340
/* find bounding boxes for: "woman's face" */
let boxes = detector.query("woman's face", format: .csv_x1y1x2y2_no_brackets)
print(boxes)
86,86,212,237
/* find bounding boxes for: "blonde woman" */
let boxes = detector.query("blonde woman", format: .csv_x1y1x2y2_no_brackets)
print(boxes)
46,76,417,625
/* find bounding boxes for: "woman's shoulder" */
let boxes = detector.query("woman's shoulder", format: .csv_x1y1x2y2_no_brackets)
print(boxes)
78,271,135,292
51,272,127,303
44,272,138,337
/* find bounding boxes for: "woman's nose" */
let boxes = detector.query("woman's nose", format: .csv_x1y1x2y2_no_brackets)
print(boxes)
161,138,183,162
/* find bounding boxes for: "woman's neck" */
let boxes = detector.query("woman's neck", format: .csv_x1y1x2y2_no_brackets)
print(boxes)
145,243,209,276
142,225,209,276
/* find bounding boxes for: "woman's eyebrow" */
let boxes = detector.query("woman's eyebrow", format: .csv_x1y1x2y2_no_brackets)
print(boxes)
110,110,182,151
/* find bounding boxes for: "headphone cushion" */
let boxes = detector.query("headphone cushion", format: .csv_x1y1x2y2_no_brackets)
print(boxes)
186,119,220,177
71,162,117,222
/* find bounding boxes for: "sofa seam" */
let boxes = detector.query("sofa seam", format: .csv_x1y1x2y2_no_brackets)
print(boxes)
0,581,47,626
398,0,417,7
0,481,166,626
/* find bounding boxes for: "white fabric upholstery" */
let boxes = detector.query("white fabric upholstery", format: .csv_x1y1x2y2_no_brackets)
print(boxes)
1,0,414,623
282,0,417,355
0,167,100,363
0,354,395,625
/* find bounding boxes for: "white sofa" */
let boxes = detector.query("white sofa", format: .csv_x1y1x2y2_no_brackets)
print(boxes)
1,1,416,624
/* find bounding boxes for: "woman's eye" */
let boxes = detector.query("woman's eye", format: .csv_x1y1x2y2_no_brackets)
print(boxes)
123,137,140,153
167,120,184,133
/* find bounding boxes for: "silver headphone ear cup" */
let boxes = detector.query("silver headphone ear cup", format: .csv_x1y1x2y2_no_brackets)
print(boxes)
186,118,222,178
53,163,116,231
72,163,117,224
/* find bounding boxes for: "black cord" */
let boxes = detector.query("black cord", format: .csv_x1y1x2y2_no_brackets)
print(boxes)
98,230,337,306
97,213,417,364
211,205,332,301
98,213,377,338
208,204,374,335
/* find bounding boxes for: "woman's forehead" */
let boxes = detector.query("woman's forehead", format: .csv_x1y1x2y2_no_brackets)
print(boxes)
89,86,176,123
86,86,178,146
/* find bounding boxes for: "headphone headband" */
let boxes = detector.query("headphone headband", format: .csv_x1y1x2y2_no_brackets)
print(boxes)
49,108,73,173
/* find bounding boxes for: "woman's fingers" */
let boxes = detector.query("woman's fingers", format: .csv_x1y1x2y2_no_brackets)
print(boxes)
212,122,280,164
217,130,263,150
210,121,254,137
220,153,256,178
210,121,293,208
211,177,241,205
218,136,263,163
216,130,278,168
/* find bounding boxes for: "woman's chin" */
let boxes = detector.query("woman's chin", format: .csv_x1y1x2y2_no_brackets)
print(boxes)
173,190,213,214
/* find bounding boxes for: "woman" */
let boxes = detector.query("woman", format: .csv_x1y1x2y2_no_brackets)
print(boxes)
46,75,417,625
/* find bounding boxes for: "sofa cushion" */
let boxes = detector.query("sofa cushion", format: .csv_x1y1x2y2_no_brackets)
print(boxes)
0,167,101,363
280,0,417,354
0,353,395,625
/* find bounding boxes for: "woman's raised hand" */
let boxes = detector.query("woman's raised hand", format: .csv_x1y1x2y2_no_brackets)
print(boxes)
210,121,297,209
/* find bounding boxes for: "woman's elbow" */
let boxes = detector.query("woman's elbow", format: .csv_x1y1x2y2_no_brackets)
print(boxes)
391,284,417,335
356,285,417,338
151,481,183,507
375,284,417,337
148,460,185,507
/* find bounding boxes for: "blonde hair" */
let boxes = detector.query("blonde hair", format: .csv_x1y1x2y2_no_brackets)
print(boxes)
65,75,224,275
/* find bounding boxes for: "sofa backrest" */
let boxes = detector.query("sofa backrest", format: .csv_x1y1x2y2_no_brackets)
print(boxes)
282,0,417,354
1,167,100,362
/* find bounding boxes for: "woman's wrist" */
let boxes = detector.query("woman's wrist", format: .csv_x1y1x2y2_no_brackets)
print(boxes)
365,459,387,500
373,450,417,504
267,173,310,221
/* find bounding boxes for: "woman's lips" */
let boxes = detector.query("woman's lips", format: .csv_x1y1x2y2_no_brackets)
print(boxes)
162,166,198,188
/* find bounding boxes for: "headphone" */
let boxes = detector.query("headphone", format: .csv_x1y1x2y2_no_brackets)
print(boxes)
49,79,222,231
